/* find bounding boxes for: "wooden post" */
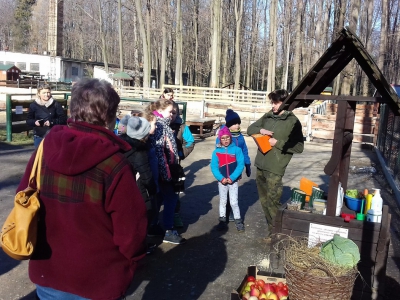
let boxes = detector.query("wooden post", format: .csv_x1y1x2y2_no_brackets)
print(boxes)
6,94,12,142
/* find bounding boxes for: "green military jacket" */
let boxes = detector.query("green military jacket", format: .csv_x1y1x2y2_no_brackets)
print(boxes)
247,110,304,176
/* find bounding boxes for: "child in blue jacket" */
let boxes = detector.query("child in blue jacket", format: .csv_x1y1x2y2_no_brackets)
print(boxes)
211,126,245,232
216,109,251,221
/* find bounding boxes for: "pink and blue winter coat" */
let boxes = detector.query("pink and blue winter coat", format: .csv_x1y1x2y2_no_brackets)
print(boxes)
210,142,245,182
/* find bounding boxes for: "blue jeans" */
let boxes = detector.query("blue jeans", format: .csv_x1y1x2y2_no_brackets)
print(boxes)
36,285,89,300
159,181,179,229
34,135,43,149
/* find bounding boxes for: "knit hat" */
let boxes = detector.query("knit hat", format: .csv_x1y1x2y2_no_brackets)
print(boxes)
126,116,151,140
225,109,241,128
218,126,232,139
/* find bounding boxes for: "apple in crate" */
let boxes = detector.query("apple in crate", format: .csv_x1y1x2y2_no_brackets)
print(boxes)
241,292,251,300
266,291,279,300
248,297,259,300
276,288,288,299
250,287,260,298
256,279,266,289
263,283,276,295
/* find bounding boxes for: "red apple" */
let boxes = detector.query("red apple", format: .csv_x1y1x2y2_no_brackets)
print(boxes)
250,287,260,298
256,279,266,289
276,288,288,299
281,285,288,294
247,275,256,282
266,291,279,300
277,282,285,289
263,283,276,294
241,292,250,300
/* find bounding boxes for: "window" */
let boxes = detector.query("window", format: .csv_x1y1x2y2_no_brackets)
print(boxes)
16,62,26,70
71,67,79,76
6,61,14,65
30,63,39,72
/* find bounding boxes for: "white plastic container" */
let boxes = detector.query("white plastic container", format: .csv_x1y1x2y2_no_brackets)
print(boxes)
366,209,382,223
336,182,344,216
371,189,383,212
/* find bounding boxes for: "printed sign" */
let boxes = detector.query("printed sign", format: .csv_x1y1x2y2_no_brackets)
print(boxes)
15,106,23,114
308,223,348,247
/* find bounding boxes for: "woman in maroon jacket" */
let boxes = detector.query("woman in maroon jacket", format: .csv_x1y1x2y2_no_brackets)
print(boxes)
17,79,147,300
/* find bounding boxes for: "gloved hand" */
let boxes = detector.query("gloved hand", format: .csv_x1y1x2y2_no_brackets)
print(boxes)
245,164,251,177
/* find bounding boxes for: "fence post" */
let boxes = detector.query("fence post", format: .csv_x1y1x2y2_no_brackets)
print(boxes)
201,97,205,118
6,94,12,142
307,108,313,142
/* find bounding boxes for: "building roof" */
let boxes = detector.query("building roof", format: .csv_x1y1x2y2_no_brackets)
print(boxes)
112,71,133,80
0,64,17,71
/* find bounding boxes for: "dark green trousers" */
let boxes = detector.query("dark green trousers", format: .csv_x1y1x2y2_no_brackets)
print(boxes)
256,168,283,236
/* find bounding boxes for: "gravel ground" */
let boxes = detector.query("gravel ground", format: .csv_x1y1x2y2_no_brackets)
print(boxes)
0,124,399,299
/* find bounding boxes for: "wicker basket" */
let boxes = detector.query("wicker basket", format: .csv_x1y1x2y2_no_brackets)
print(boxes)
284,263,358,300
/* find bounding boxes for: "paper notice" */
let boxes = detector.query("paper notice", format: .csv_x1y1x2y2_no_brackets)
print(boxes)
308,223,348,247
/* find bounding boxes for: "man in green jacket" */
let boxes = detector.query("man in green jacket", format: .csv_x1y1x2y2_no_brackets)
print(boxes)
247,89,304,240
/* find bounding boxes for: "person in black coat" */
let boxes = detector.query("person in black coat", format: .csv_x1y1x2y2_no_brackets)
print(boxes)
26,84,67,148
119,115,158,222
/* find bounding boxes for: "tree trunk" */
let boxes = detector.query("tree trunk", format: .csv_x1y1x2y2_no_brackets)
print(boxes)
160,0,167,88
192,0,199,86
210,0,222,88
361,0,374,95
134,0,150,88
98,0,109,72
267,0,277,93
293,0,303,89
118,0,124,72
175,0,183,85
234,0,244,90
146,0,152,87
378,0,388,74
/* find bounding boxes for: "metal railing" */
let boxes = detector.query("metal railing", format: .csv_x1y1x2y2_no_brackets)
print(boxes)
376,104,400,190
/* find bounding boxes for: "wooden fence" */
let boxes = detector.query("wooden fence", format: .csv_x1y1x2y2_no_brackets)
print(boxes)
0,79,72,90
119,84,268,104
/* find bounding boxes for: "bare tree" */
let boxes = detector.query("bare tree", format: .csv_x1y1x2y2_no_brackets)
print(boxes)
234,0,244,90
267,0,277,92
378,0,388,74
293,0,304,89
134,0,150,87
175,0,183,85
210,0,222,88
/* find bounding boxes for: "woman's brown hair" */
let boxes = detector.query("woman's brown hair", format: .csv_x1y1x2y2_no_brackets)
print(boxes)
69,79,120,128
146,99,174,114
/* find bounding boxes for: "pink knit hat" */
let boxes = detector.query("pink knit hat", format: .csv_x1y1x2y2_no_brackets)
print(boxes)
218,126,232,139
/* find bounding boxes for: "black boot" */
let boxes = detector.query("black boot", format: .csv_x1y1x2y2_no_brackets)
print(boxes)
234,218,245,232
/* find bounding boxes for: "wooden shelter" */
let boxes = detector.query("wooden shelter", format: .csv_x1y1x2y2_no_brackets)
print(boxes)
273,27,400,299
0,64,21,85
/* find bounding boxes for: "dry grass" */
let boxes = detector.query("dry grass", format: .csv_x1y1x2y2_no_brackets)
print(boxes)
0,129,34,146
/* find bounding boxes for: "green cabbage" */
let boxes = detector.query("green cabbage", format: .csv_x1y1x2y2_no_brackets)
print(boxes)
319,234,360,268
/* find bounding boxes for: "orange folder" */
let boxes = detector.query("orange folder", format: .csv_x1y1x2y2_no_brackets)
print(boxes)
251,134,272,154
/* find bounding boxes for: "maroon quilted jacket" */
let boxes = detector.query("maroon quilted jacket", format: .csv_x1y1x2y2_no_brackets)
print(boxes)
17,120,147,300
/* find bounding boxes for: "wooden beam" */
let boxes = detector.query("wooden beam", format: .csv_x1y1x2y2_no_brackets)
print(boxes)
294,95,382,102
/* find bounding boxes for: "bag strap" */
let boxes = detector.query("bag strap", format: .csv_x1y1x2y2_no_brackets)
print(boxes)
29,140,44,190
